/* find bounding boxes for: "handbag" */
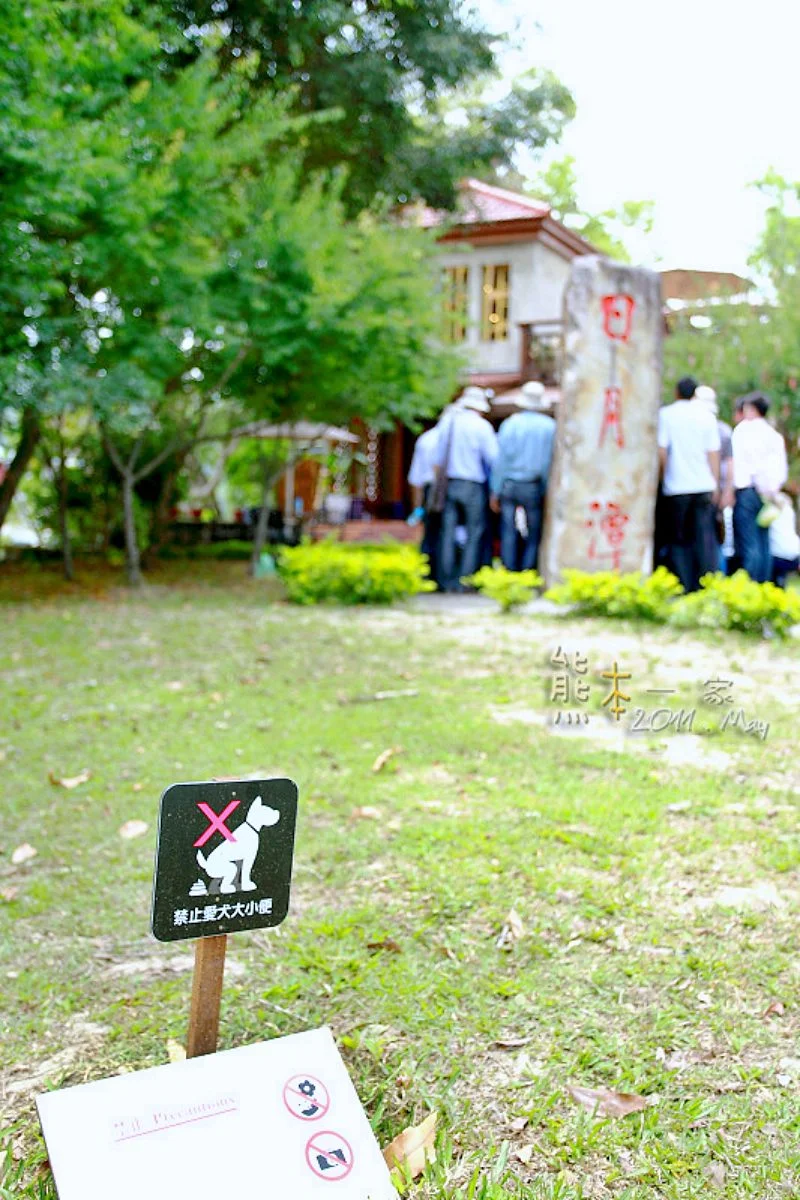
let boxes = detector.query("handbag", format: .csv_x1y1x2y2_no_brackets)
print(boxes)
714,507,725,545
427,415,455,514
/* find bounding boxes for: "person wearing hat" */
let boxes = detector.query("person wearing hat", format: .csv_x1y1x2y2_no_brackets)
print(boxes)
433,386,498,591
489,381,555,572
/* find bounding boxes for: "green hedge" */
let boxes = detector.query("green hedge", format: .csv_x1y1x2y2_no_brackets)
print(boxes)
545,566,683,621
669,570,800,637
463,565,542,612
545,565,800,637
277,540,434,605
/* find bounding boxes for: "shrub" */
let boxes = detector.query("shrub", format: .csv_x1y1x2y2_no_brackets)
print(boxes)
463,565,542,612
545,566,684,621
277,539,435,604
190,540,254,561
669,570,800,637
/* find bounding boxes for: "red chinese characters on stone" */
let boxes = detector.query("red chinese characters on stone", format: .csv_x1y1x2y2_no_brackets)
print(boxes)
601,294,635,343
586,500,630,570
599,387,625,449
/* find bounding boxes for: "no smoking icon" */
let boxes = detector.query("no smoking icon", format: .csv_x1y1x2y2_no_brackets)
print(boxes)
305,1131,354,1181
283,1074,330,1121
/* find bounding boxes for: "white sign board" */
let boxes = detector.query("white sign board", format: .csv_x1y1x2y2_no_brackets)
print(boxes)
37,1027,397,1200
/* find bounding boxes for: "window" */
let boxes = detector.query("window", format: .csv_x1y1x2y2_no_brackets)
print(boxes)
442,265,469,343
481,264,510,341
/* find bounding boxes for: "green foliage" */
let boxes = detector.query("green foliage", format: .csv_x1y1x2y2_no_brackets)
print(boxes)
669,570,800,637
278,540,434,605
161,540,255,561
545,567,684,621
158,2,574,213
463,565,542,612
527,155,654,261
664,170,800,448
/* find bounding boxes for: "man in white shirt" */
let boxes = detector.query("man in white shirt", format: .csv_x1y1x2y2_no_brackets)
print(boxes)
657,376,721,591
433,386,498,592
407,417,452,588
723,392,788,582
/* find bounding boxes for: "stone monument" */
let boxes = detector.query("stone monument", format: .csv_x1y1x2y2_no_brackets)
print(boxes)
539,256,663,586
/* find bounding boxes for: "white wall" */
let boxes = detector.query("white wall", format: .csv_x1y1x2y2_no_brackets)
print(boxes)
439,237,573,378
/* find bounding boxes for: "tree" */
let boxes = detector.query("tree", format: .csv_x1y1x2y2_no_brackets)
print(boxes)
1,4,462,579
0,0,162,536
155,0,575,213
663,171,800,466
527,156,654,262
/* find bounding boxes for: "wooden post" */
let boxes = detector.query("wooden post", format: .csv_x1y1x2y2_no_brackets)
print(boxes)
186,935,227,1058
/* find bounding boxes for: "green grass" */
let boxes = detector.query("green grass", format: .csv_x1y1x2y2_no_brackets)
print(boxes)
1,560,799,1198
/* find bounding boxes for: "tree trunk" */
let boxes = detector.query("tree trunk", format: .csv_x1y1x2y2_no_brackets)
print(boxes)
143,453,187,568
57,458,74,582
0,407,41,535
121,472,143,586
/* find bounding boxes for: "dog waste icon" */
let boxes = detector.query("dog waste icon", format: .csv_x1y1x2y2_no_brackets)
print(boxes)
192,795,280,896
151,778,298,943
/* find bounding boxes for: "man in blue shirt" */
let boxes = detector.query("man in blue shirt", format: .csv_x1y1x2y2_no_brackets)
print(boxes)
490,382,555,572
433,387,498,591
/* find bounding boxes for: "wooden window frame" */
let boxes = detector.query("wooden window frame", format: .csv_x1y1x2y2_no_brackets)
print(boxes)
443,265,469,343
481,263,510,342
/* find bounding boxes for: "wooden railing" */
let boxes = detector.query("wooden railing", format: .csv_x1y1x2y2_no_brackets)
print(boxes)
518,319,564,386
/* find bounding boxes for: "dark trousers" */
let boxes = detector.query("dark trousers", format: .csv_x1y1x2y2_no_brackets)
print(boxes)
733,487,772,583
441,478,487,591
500,479,545,571
421,484,442,588
771,556,798,589
664,492,718,592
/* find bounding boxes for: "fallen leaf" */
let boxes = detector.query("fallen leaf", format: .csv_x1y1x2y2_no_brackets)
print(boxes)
367,938,402,954
0,887,19,902
706,1162,726,1188
119,820,148,840
0,749,7,763
666,801,692,813
515,1145,534,1165
11,843,37,866
346,688,419,705
166,1039,186,1063
762,999,785,1019
372,746,402,773
509,1117,528,1132
494,1038,530,1050
48,769,91,789
566,1084,648,1119
351,806,381,821
496,907,524,950
132,783,143,792
165,681,184,692
382,1112,437,1180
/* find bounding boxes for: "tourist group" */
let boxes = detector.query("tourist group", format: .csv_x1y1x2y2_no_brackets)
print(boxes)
409,378,799,593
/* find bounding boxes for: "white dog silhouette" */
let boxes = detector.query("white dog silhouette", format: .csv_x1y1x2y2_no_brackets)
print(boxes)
196,796,280,895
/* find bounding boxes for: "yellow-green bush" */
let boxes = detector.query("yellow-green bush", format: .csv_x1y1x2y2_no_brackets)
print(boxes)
545,566,683,621
463,565,542,612
277,539,434,604
668,570,800,637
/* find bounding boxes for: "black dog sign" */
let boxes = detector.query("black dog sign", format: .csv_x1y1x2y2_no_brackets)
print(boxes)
151,778,298,942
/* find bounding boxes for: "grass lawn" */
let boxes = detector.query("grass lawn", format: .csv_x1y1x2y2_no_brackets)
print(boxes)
1,561,799,1198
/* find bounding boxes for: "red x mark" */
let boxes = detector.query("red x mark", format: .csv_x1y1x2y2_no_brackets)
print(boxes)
193,800,240,847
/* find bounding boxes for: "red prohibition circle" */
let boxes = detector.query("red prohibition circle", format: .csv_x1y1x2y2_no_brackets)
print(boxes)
283,1074,330,1122
305,1131,354,1181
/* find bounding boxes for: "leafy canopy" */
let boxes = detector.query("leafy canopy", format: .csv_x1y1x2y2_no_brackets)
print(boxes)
156,0,575,212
